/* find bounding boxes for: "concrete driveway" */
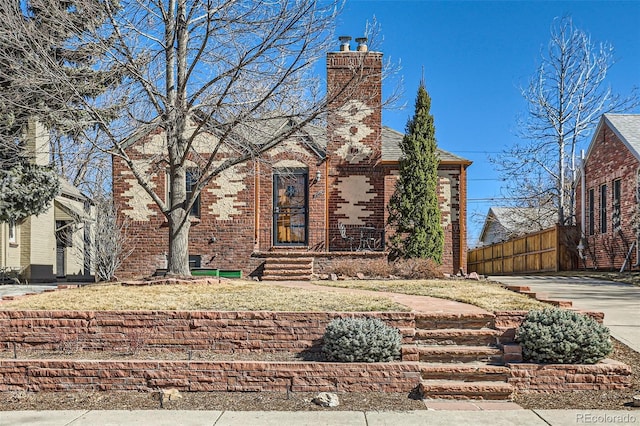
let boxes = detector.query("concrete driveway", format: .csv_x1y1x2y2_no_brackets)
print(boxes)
0,283,58,299
491,275,640,353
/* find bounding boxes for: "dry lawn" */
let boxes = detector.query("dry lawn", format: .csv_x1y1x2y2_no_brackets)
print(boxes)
0,281,408,312
314,279,548,311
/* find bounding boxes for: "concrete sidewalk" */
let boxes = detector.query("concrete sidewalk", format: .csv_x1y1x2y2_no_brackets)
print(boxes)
492,275,640,353
1,409,638,426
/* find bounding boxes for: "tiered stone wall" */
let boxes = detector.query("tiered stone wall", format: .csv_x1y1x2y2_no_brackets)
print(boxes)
0,311,414,354
0,308,631,394
508,360,631,393
0,359,422,393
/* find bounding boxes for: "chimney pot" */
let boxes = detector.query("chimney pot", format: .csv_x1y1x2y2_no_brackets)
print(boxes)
338,35,352,52
356,37,368,52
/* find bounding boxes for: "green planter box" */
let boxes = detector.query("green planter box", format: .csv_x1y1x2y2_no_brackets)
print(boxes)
190,269,220,277
218,270,242,279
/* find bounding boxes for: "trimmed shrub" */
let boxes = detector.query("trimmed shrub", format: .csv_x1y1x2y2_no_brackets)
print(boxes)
322,317,402,362
516,308,612,364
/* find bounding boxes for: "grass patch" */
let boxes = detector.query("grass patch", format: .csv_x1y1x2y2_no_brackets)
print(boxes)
0,282,409,312
313,279,548,311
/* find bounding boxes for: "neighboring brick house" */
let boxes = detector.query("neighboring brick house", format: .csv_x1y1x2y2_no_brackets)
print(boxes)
113,39,471,279
576,114,640,270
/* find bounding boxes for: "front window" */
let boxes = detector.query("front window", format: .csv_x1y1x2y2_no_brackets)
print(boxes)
600,184,607,234
588,188,595,236
186,169,201,217
612,179,621,232
8,220,16,244
166,169,201,217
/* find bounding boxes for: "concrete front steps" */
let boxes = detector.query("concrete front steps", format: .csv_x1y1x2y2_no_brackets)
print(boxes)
261,256,314,281
404,313,515,400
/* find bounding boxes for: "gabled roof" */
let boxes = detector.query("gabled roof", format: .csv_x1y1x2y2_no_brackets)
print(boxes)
119,116,470,165
586,114,640,162
478,206,557,245
381,126,471,164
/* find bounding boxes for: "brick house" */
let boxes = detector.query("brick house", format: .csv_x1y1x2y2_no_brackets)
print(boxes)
576,114,640,270
112,39,471,279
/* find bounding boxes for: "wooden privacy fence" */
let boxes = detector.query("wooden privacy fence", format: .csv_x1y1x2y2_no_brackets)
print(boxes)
467,225,579,275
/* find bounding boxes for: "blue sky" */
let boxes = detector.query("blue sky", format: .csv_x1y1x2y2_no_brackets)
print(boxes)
322,0,640,244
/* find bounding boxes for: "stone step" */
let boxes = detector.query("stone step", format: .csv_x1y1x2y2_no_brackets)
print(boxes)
414,345,504,364
414,313,495,330
418,380,514,400
264,257,314,265
262,267,313,275
419,363,510,382
261,274,311,281
262,257,314,281
414,328,501,346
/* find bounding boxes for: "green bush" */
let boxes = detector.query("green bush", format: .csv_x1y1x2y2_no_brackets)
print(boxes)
322,317,402,362
516,308,612,364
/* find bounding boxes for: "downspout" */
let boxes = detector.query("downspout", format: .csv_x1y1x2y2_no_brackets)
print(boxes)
459,163,468,274
578,150,586,262
635,168,640,267
325,159,329,252
254,161,260,251
2,223,6,269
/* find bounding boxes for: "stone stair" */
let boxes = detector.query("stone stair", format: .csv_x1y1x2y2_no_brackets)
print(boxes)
261,256,314,281
404,313,514,400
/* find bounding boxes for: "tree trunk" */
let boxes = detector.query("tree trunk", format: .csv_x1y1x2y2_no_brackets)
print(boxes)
166,166,191,277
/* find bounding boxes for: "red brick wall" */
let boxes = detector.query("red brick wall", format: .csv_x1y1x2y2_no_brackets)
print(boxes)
383,164,465,273
326,52,385,245
113,151,259,278
576,122,640,269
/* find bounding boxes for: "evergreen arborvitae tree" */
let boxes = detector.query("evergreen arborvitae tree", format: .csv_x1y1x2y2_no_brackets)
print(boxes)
387,81,444,263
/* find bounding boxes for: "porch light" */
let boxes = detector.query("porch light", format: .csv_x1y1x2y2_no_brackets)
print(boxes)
315,170,321,182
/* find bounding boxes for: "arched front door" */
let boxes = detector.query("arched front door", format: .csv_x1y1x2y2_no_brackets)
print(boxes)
273,170,308,246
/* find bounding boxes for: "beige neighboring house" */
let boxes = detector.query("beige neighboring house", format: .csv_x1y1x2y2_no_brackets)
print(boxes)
0,120,94,283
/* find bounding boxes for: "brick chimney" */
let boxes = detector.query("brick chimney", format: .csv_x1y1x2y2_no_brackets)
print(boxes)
326,36,384,238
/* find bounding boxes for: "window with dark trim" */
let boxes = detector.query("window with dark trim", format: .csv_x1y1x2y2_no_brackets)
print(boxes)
8,220,16,244
613,179,621,232
186,169,200,217
166,169,201,217
588,188,595,236
600,184,607,233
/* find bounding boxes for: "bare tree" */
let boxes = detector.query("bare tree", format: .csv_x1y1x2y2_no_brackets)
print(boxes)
5,0,386,277
91,197,134,281
493,16,639,226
